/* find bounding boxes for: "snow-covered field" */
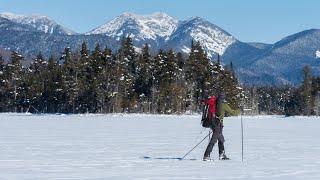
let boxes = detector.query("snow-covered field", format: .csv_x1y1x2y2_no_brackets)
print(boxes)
0,113,320,180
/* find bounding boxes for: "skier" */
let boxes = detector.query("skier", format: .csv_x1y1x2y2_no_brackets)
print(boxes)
203,91,240,161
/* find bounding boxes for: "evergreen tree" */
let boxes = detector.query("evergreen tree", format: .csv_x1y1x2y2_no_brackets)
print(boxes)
175,52,187,113
152,49,167,113
96,45,114,113
221,63,241,109
43,56,64,113
301,66,313,115
0,54,7,111
60,47,80,112
6,51,24,112
134,43,153,113
77,42,92,113
284,85,301,116
157,49,180,113
185,41,215,112
115,37,137,112
27,52,47,112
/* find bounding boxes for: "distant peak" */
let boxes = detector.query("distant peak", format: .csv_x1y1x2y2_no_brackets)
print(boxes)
118,12,173,20
0,12,49,20
188,16,203,21
150,12,170,17
0,12,75,35
121,12,135,17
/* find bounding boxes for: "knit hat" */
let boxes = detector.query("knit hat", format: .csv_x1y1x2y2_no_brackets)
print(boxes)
219,92,226,100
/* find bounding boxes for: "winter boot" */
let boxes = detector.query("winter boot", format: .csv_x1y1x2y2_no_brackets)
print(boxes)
219,151,230,160
203,156,213,161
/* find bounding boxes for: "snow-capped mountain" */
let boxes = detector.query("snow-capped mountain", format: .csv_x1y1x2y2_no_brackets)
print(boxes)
87,12,236,58
167,17,236,58
0,12,75,35
1,12,320,85
0,16,37,32
87,12,178,41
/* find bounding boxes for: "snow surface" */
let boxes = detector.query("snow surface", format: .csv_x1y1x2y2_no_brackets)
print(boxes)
316,50,320,59
0,113,320,179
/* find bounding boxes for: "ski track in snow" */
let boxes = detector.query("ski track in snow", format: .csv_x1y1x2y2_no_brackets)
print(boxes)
0,113,320,179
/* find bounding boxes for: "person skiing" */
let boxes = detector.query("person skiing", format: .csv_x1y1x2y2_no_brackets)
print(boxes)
203,91,240,161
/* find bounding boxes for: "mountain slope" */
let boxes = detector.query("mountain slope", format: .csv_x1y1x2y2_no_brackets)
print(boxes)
0,12,75,35
241,29,320,85
1,12,320,85
0,16,38,32
87,13,239,57
247,42,272,50
167,17,236,58
87,12,178,40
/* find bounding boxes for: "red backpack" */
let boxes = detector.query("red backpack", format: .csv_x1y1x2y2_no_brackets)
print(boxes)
201,96,217,128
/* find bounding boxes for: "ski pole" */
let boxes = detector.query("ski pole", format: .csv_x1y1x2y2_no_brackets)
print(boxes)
181,130,212,160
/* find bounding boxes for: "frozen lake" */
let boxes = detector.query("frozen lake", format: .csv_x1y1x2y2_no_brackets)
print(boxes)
0,113,320,179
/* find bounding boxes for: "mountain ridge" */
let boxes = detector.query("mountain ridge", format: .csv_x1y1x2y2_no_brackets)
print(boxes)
0,12,75,35
1,12,320,85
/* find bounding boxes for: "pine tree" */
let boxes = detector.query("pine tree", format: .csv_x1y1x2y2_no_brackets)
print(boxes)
175,52,187,113
301,66,313,115
115,37,137,112
221,63,241,109
134,43,153,113
164,49,185,114
311,76,320,115
77,42,91,113
60,47,80,112
152,49,167,113
0,54,7,111
96,45,114,113
185,41,215,112
157,49,180,113
6,51,24,112
43,56,64,113
27,52,47,112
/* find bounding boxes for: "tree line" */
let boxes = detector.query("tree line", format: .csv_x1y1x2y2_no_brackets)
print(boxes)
242,66,320,116
1,37,318,116
0,37,241,114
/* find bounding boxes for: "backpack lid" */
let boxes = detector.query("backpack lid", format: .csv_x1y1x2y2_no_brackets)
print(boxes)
204,96,216,105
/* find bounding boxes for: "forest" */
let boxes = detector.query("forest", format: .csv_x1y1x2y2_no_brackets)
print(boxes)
0,37,318,116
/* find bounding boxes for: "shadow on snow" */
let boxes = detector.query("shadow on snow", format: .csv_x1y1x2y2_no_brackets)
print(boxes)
141,156,197,161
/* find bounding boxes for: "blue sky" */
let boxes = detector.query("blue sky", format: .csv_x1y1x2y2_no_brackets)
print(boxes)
0,0,319,44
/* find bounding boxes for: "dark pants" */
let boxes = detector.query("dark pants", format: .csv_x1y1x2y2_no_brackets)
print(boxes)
204,124,225,158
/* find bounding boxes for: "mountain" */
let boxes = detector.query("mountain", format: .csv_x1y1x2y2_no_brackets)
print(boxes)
1,12,320,85
0,12,75,35
87,12,179,53
0,16,38,32
247,42,272,50
0,13,116,58
167,17,236,58
243,29,320,85
87,12,178,40
87,13,238,57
